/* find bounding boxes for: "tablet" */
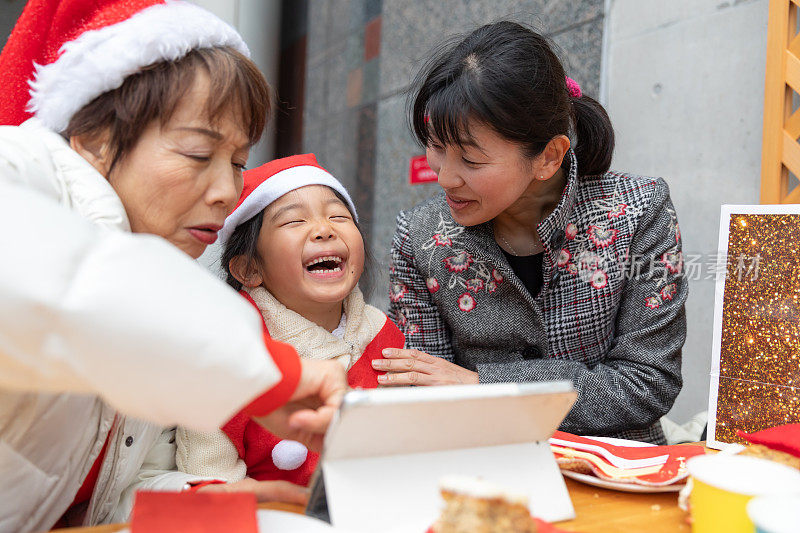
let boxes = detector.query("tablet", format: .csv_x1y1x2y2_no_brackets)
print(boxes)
307,381,577,531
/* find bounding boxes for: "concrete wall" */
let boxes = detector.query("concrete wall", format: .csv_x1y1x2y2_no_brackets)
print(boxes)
301,0,606,304
603,0,769,422
191,0,283,273
0,0,25,50
191,0,282,168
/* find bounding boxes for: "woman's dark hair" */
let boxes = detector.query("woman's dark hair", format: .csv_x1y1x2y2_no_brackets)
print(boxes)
409,21,614,177
222,188,375,298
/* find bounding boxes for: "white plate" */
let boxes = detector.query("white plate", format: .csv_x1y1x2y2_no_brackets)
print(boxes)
586,436,655,448
561,470,685,493
559,436,685,493
257,510,343,531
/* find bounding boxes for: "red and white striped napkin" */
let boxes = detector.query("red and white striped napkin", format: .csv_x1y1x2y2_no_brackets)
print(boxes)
549,431,706,487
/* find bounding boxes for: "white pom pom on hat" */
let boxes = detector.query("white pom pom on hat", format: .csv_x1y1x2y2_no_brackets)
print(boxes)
272,440,308,471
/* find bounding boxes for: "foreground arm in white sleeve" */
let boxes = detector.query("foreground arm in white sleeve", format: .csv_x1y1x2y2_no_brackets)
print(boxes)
0,180,301,431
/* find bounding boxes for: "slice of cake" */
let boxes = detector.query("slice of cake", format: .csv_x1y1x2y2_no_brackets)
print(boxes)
740,444,800,470
432,476,538,533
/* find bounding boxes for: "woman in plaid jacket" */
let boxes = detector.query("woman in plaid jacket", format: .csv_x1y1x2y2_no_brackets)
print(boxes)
374,22,686,444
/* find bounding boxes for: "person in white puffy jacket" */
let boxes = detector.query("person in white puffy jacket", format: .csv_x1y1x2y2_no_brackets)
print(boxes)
0,1,346,531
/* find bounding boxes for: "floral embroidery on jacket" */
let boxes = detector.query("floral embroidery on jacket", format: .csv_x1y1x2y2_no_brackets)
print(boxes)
608,203,628,219
557,249,571,267
389,282,407,302
554,185,644,291
588,225,618,248
433,233,452,246
660,283,677,301
575,251,604,282
565,223,578,240
443,251,474,273
668,207,681,243
426,277,440,293
661,251,683,275
638,206,683,312
645,296,661,309
466,278,484,293
645,280,678,310
458,292,476,312
590,269,608,289
415,214,506,313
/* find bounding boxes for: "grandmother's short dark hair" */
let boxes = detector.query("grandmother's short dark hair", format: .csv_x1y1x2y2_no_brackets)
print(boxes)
63,46,270,174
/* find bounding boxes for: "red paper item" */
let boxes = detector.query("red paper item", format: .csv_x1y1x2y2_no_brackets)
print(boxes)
551,431,683,461
130,491,258,533
409,154,438,184
550,431,706,486
739,423,800,458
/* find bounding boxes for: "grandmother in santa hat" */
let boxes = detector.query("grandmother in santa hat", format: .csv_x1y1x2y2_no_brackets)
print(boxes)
0,1,346,530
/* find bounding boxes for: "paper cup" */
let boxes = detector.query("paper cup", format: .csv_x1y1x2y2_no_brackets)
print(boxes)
747,495,800,533
687,454,800,533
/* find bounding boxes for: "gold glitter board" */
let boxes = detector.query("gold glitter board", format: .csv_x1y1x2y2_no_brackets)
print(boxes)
708,205,800,449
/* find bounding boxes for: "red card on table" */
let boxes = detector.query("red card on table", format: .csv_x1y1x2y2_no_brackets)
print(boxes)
130,491,258,533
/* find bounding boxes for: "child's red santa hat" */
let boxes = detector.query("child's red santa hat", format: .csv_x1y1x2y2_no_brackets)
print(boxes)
219,154,358,243
0,0,248,131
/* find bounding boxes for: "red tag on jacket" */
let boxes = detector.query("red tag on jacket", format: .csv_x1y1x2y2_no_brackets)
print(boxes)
130,491,258,533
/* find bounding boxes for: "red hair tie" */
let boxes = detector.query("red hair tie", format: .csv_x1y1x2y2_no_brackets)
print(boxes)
565,76,582,98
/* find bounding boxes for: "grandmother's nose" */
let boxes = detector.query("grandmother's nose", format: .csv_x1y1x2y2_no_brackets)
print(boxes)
207,167,240,209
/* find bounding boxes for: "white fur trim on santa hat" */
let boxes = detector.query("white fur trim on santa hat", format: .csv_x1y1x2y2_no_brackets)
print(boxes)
27,0,249,133
218,165,358,243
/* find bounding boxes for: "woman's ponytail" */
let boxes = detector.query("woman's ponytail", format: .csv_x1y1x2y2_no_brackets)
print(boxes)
572,94,615,177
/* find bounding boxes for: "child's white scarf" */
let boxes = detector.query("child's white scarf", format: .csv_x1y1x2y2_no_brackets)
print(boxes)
244,285,386,370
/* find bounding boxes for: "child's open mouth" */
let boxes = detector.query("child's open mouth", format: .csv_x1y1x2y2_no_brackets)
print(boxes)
304,255,345,276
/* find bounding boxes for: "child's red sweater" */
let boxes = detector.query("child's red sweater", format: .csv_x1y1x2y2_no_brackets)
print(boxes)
221,294,404,486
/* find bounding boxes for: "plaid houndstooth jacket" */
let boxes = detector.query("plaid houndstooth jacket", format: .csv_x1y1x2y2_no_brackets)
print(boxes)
387,150,686,444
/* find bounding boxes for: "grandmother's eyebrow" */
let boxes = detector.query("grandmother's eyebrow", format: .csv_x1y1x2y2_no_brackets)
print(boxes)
176,127,223,140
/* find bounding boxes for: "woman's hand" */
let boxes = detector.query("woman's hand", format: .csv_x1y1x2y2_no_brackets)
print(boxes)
372,348,479,386
198,478,309,505
252,359,347,452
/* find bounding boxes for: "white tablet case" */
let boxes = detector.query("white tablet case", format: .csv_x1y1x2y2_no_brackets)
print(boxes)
320,381,577,532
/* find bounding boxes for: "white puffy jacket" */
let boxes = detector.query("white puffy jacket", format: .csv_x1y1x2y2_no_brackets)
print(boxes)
0,120,298,532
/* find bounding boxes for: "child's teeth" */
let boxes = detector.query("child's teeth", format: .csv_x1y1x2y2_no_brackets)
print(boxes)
306,255,343,267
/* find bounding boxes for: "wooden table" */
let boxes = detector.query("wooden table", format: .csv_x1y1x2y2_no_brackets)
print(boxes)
57,477,689,533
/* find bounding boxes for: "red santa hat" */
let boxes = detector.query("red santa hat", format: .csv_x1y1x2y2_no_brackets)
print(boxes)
0,0,248,130
218,154,358,243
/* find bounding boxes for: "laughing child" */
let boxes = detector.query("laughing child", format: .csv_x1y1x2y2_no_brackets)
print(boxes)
175,154,404,490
